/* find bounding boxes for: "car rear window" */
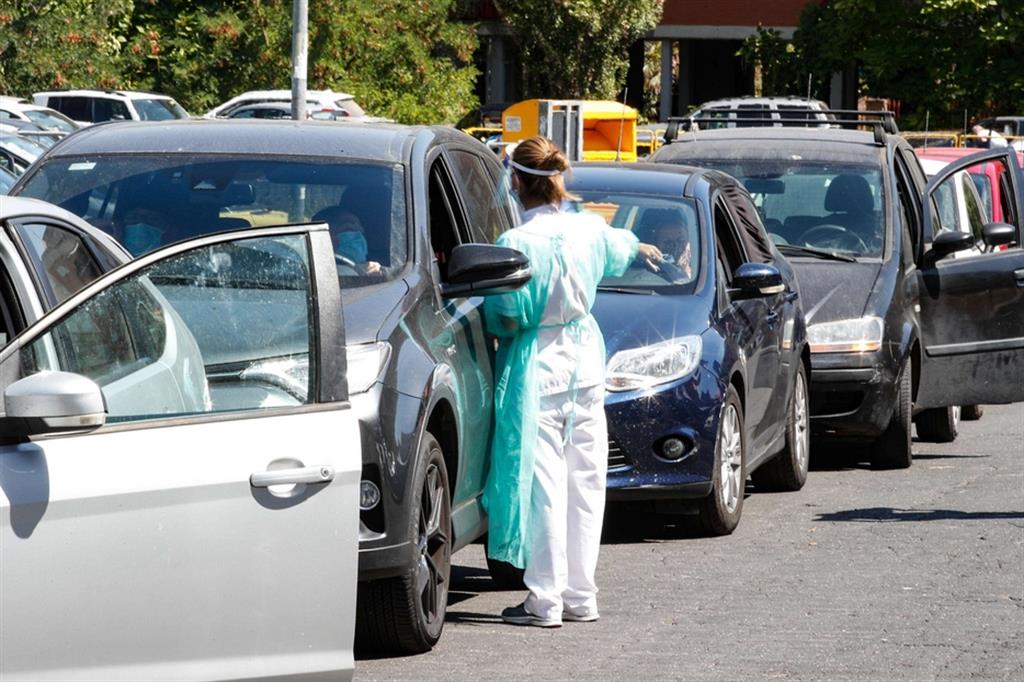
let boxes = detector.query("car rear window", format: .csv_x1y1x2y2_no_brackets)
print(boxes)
18,154,408,287
134,98,189,121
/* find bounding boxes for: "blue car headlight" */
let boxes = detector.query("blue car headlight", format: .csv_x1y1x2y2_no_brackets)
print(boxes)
606,336,703,392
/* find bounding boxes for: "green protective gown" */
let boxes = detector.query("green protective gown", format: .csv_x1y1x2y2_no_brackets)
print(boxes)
482,209,639,568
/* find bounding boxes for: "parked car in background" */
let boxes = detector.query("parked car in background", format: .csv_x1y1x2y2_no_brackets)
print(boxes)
0,119,61,148
1,220,361,681
683,96,831,130
915,147,1024,225
206,88,368,119
9,118,531,655
653,113,1024,460
227,102,296,120
33,89,189,125
0,96,79,134
0,132,45,175
565,164,809,536
0,166,15,193
968,116,1024,150
916,157,988,258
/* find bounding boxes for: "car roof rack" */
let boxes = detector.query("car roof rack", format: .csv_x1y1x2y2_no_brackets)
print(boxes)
664,108,898,146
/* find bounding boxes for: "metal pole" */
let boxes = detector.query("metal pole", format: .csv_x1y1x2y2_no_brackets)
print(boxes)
291,0,308,121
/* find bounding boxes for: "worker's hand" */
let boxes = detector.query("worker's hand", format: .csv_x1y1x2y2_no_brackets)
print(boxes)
637,242,664,272
365,260,383,275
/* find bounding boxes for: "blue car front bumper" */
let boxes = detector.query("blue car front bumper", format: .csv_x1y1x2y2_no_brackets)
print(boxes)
603,371,722,501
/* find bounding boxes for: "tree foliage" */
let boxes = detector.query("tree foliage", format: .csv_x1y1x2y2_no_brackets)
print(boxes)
0,0,133,94
495,0,663,99
0,0,479,124
794,0,1024,128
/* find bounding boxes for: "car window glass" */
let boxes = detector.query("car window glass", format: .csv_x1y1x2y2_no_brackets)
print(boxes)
714,199,745,281
448,150,505,243
0,110,11,120
428,161,464,282
960,173,985,244
572,191,700,289
931,177,961,236
92,98,129,122
736,104,769,128
23,108,77,133
17,233,317,424
134,99,185,121
777,104,814,127
15,222,103,304
55,97,90,121
892,157,921,267
0,264,21,347
19,155,408,288
697,158,884,258
969,172,994,221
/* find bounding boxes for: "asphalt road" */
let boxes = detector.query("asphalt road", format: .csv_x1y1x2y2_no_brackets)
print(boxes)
357,404,1024,681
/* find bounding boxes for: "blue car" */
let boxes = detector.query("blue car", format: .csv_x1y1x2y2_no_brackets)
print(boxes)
566,164,810,534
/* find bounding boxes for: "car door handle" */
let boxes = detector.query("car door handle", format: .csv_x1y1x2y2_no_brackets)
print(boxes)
250,466,335,487
1014,268,1024,287
785,290,799,303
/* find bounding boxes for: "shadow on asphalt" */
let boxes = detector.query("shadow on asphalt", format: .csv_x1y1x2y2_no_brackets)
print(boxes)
911,452,991,460
813,507,1024,522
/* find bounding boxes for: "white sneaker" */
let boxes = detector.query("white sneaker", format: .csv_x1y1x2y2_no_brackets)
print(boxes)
562,607,599,622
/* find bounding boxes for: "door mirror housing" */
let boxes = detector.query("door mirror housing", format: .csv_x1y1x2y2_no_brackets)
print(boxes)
929,230,975,261
1,371,106,441
982,222,1017,248
441,244,531,298
730,262,785,298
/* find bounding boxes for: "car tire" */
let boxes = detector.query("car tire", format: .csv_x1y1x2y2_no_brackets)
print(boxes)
752,362,810,492
915,405,960,443
355,432,451,655
872,362,913,470
961,404,984,421
697,385,746,535
486,556,526,590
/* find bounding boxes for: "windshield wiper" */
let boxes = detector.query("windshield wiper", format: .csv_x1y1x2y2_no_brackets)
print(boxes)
776,244,858,263
597,285,657,295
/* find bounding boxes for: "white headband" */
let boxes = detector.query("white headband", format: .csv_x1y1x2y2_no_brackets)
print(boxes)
509,158,562,177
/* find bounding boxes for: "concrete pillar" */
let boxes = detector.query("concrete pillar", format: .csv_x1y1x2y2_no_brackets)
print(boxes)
486,36,506,105
660,39,673,121
676,40,695,114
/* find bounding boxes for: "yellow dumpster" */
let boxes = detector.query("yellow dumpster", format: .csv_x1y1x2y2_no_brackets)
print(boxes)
501,99,638,162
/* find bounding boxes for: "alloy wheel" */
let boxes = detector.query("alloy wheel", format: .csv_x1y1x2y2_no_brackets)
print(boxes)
719,404,743,514
416,463,450,629
794,371,809,475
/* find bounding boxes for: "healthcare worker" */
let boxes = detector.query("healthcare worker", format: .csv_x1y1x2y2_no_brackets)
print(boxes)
483,136,663,628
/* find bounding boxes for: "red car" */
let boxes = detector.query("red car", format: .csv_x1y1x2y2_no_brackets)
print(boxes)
916,147,1024,224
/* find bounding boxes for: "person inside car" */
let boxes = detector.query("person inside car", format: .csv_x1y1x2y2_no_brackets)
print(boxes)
312,206,382,275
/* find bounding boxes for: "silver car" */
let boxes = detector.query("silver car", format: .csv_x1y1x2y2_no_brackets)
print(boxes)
1,212,361,680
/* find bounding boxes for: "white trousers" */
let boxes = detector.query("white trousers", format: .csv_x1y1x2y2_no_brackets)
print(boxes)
524,385,608,621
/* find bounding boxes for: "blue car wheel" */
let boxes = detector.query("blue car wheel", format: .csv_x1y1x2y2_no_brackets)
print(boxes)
697,385,746,535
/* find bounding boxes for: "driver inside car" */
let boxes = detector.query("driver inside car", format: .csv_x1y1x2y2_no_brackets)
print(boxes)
653,220,694,281
311,206,382,275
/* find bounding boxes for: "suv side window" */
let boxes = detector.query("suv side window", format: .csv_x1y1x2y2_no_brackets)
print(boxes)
892,155,922,267
54,97,90,122
92,98,130,122
448,149,506,243
428,159,466,282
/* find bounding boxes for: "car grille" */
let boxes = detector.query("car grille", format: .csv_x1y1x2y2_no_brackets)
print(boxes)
608,437,631,470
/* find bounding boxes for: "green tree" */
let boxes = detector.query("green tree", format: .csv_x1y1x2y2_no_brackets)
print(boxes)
123,0,478,123
794,0,1024,128
495,0,664,99
0,0,132,95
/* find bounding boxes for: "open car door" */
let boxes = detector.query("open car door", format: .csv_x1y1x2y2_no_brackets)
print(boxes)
0,224,360,681
915,148,1024,409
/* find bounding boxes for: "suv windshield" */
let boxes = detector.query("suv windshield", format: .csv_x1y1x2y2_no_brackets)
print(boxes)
18,154,407,287
686,160,885,258
134,98,190,121
571,191,700,291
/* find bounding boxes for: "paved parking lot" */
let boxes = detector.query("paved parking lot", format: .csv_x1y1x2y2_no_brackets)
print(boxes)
357,404,1024,680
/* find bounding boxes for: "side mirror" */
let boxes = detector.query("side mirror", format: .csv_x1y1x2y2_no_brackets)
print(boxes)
441,244,531,298
1,371,106,441
730,262,785,298
929,230,975,261
982,222,1017,248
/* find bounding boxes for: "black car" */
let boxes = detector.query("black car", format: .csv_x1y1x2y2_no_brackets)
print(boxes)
653,111,1024,468
566,164,810,534
10,120,530,654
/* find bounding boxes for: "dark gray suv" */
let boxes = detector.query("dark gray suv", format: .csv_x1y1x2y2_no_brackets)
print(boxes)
11,120,529,654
